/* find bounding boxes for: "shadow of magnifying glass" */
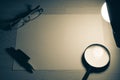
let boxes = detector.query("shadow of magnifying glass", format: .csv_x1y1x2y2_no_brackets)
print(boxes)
82,44,110,80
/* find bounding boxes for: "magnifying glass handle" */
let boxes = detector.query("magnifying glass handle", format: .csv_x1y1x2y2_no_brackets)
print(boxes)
82,71,90,80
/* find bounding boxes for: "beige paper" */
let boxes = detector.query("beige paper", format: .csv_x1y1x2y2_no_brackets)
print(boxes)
14,14,105,70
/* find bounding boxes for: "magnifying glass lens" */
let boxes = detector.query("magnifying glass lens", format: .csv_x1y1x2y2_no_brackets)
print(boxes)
84,45,110,68
82,44,110,80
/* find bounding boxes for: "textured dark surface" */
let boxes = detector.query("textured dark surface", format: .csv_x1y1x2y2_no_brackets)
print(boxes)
0,0,120,80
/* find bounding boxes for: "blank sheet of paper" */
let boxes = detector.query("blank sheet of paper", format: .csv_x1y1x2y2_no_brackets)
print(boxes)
13,14,105,70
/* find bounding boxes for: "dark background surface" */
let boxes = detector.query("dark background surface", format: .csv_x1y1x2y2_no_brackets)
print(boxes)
0,0,120,80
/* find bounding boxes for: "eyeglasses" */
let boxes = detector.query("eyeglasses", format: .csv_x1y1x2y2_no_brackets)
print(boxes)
10,5,43,30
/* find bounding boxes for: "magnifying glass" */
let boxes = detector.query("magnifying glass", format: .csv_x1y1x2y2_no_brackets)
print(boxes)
82,44,110,80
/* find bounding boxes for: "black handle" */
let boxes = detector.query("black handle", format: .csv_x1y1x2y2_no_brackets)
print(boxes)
82,71,90,80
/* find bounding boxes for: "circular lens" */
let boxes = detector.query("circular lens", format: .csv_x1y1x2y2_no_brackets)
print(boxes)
84,44,110,68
